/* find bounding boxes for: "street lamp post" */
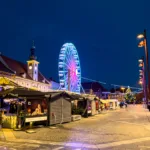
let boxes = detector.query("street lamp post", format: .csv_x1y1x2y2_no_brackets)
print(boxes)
121,87,125,93
121,87,125,101
138,57,147,107
137,29,150,108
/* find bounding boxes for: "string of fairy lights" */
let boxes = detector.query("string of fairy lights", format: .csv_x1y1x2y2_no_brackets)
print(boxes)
57,75,142,92
81,76,142,90
61,62,142,92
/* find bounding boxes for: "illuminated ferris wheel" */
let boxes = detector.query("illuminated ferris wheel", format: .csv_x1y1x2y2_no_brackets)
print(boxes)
58,43,81,93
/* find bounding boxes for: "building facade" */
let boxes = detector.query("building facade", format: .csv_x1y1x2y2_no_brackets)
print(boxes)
0,43,52,92
81,82,106,98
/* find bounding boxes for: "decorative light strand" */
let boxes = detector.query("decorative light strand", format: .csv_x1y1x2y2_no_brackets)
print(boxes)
58,67,142,91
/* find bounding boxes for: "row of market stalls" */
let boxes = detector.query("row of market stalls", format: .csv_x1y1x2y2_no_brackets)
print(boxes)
0,87,119,130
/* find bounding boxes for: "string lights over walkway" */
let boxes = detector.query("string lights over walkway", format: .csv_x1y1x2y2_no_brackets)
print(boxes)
81,76,142,90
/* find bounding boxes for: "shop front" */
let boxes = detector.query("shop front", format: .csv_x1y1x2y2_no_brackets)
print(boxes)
1,88,92,128
107,99,119,110
25,98,48,126
49,91,84,125
100,99,110,110
92,98,100,115
84,95,100,116
0,88,49,129
0,97,25,129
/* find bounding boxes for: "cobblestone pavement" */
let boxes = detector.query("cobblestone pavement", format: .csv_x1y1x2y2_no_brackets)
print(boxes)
1,105,150,149
0,125,5,141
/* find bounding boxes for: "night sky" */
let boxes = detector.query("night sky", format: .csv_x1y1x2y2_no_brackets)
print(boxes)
0,0,149,88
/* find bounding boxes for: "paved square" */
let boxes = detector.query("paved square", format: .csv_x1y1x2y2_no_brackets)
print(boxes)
1,105,150,149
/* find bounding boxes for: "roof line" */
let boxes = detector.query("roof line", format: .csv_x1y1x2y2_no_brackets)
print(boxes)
38,71,51,84
0,55,15,74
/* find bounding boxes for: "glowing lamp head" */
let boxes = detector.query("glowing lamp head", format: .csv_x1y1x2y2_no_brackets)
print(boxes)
137,34,144,39
121,87,125,90
138,59,143,63
139,80,143,85
139,63,143,67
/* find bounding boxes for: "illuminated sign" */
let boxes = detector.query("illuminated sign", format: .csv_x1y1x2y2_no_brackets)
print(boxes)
25,116,47,122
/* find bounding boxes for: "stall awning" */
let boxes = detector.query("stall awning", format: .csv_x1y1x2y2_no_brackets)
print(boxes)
106,99,118,102
0,77,18,86
81,94,99,101
47,91,85,101
0,77,19,97
0,88,44,99
0,88,15,97
100,99,109,104
1,88,85,100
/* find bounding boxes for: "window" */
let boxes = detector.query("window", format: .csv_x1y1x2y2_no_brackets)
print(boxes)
26,99,48,117
35,64,37,70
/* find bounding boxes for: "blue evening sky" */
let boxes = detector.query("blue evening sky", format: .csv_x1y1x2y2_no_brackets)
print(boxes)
0,0,149,87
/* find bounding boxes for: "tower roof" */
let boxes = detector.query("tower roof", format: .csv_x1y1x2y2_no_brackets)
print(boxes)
29,40,37,60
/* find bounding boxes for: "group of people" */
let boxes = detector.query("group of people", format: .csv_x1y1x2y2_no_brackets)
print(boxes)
119,101,127,108
9,101,25,114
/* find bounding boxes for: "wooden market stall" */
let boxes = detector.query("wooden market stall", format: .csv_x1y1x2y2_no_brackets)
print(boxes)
0,88,85,128
0,88,48,129
49,92,72,125
73,94,100,117
0,77,21,128
100,99,119,110
100,99,110,110
107,99,119,110
48,91,82,125
84,95,100,116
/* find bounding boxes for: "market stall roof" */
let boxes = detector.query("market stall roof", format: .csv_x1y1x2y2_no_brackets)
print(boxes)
0,77,22,97
106,99,118,102
0,88,45,98
0,88,15,97
44,90,85,101
100,99,110,104
1,88,85,100
64,91,85,100
81,93,99,101
0,77,19,87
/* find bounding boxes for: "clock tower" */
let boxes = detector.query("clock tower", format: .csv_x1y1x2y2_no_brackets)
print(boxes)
27,41,39,81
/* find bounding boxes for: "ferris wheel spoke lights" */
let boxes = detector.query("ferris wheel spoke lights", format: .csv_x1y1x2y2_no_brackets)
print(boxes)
58,43,81,93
